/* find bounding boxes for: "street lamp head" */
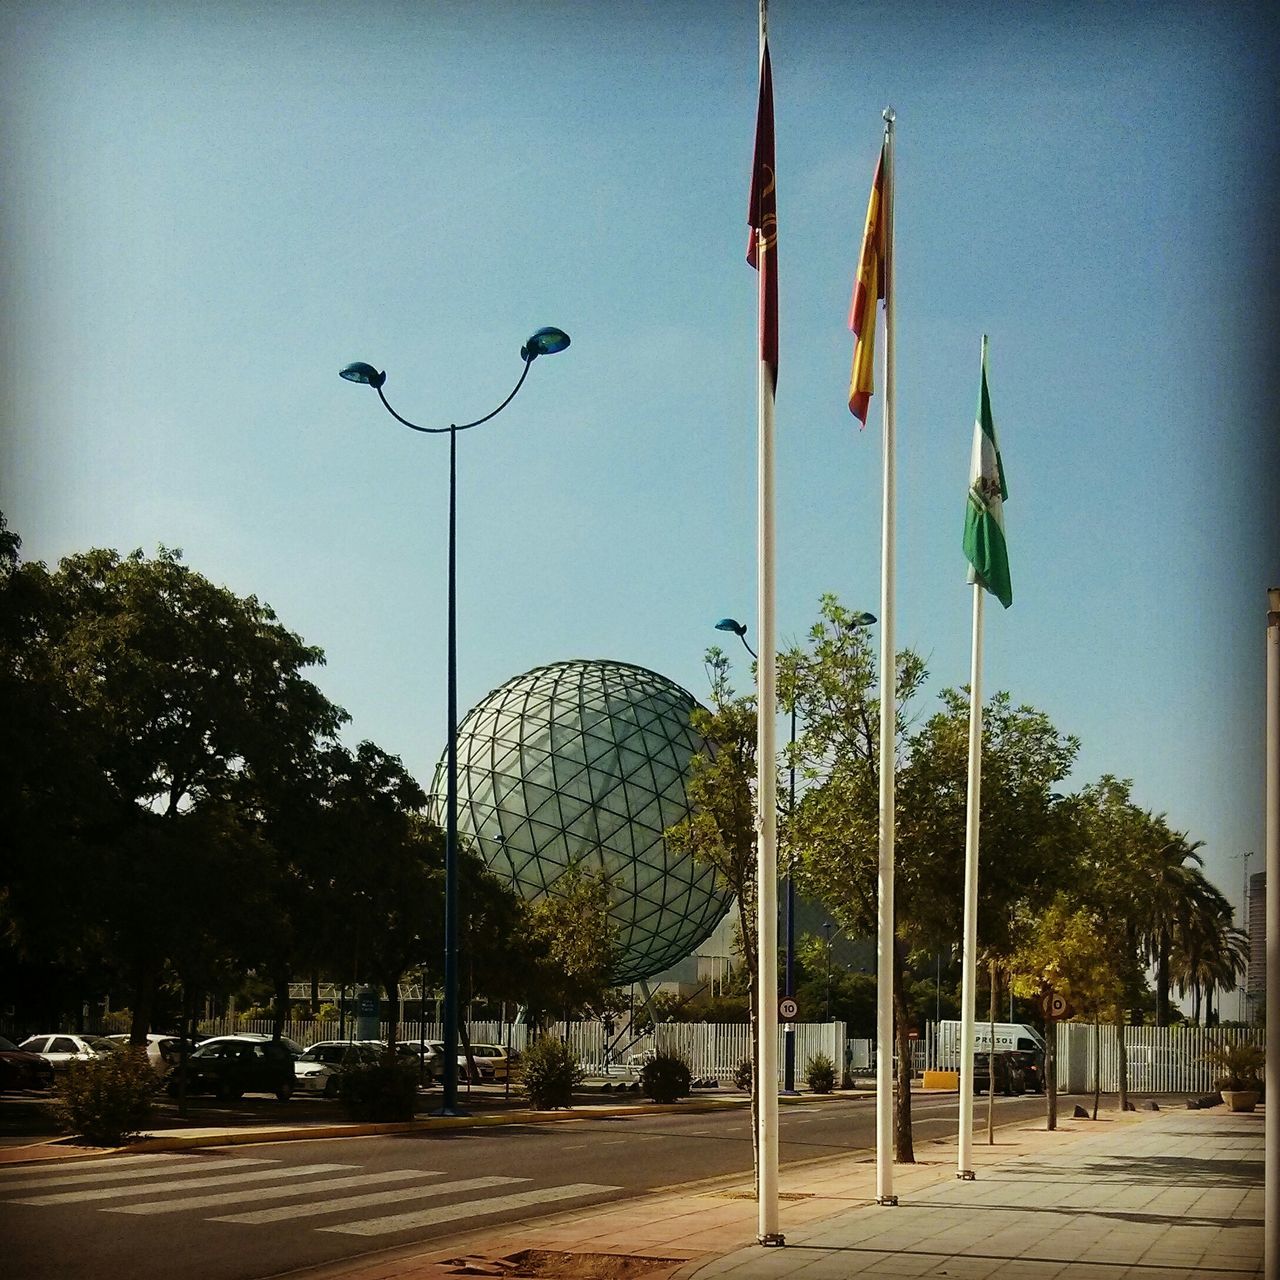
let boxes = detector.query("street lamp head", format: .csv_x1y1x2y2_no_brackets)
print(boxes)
715,617,747,638
852,611,877,627
339,362,386,389
520,327,571,361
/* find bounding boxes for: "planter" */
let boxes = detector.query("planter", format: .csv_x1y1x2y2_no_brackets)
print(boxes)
1222,1089,1260,1113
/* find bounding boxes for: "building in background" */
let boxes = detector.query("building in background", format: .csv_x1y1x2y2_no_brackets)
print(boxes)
1246,870,1266,1022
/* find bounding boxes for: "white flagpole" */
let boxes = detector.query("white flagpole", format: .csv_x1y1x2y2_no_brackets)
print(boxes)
754,0,781,1248
1265,586,1279,1275
874,105,898,1208
957,571,984,1180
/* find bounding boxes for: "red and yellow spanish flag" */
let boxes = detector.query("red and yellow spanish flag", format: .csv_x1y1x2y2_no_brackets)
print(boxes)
848,145,885,425
747,40,778,390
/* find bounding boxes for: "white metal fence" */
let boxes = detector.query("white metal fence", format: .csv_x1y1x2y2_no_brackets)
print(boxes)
1055,1022,1262,1095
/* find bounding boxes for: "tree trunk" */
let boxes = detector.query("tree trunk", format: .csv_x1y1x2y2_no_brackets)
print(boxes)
129,967,157,1048
1115,1004,1129,1112
1046,1014,1057,1131
891,939,914,1163
1092,1015,1101,1120
987,959,997,1145
271,973,290,1042
737,898,760,1196
310,972,320,1015
1155,929,1170,1027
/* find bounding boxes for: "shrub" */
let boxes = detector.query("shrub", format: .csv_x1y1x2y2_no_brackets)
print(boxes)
521,1038,584,1110
315,1004,340,1023
53,1052,158,1146
640,1050,692,1103
1203,1040,1264,1092
337,1058,420,1122
732,1058,752,1091
806,1053,836,1094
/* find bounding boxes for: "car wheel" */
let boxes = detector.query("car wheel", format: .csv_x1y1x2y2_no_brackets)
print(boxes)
276,1081,294,1102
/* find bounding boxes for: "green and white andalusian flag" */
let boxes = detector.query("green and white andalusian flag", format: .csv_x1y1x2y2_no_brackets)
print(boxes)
962,336,1012,608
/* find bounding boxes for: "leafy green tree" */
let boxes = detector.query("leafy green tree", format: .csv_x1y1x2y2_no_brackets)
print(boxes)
1,534,347,1041
785,596,1076,1160
517,860,620,1030
1009,895,1121,1127
663,648,760,1177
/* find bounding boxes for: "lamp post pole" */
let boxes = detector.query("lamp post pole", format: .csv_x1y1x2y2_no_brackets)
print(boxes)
340,328,570,1116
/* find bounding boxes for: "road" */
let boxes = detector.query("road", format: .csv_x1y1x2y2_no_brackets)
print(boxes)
1,1092,1054,1280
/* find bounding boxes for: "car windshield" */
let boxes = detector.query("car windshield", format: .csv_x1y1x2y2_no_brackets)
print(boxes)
88,1038,123,1051
0,1037,16,1051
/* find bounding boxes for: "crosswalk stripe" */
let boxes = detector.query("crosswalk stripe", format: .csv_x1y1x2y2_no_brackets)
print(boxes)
212,1175,523,1225
106,1169,452,1216
0,1157,271,1193
320,1183,621,1236
12,1163,353,1206
0,1153,205,1181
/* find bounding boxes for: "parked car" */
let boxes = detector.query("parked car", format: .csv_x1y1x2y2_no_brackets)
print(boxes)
19,1034,123,1073
366,1039,494,1084
295,1041,382,1097
972,1050,1025,1096
468,1043,512,1081
166,1034,295,1101
0,1036,56,1091
104,1033,194,1071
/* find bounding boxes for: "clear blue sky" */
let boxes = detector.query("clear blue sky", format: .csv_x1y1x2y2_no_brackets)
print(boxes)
3,2,1277,948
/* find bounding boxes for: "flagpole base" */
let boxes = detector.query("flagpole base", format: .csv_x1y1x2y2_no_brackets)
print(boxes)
876,1195,899,1206
958,1170,976,1181
758,1233,786,1247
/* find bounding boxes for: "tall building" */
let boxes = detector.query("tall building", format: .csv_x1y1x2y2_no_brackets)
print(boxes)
1246,871,1266,1014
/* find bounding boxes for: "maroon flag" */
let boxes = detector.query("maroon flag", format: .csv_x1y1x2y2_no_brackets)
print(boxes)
747,41,778,389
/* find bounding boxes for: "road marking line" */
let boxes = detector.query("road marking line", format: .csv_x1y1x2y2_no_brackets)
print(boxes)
107,1169,454,1215
0,1157,272,1193
319,1183,621,1236
212,1175,522,1224
11,1163,353,1206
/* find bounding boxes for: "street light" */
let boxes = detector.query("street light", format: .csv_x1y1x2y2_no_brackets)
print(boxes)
340,326,570,1115
713,611,874,1091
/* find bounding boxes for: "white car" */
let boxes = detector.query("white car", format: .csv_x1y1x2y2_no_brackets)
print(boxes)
468,1043,512,1081
104,1033,192,1070
295,1041,381,1097
20,1034,123,1072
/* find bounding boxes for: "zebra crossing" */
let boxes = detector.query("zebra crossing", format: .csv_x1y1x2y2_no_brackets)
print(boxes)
0,1151,620,1238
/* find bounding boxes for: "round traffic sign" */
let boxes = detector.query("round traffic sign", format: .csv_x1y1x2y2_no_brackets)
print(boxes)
1046,992,1069,1019
778,996,799,1021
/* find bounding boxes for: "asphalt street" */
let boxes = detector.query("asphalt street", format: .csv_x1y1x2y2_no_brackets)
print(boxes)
1,1092,1054,1280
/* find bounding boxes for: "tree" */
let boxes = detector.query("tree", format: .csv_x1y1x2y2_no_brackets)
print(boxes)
1009,895,1121,1127
785,596,1075,1160
1,535,347,1040
664,647,760,1179
517,860,621,1031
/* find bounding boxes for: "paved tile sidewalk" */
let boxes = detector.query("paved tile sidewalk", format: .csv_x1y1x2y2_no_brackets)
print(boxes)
688,1108,1263,1280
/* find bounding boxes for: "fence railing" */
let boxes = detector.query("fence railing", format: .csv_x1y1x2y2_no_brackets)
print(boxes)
1055,1022,1262,1094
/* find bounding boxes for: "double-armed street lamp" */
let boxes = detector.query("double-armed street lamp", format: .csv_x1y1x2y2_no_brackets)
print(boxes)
714,611,874,1091
340,327,570,1115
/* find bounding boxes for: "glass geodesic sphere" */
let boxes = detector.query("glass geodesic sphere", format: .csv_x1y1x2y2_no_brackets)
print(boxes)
434,659,731,985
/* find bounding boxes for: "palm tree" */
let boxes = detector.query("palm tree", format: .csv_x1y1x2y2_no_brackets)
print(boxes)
1170,881,1245,1024
1139,834,1205,1026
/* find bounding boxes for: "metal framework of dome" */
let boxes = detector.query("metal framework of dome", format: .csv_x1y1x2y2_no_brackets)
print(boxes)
434,659,732,985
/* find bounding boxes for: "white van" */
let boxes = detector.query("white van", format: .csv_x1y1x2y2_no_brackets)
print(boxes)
936,1020,1046,1068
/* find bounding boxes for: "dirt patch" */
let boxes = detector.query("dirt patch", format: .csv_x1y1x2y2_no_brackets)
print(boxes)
440,1250,684,1278
718,1190,813,1201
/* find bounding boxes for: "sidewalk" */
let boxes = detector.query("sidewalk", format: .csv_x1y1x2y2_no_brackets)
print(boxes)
313,1104,1262,1280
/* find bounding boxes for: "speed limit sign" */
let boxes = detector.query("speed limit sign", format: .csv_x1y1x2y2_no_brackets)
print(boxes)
778,996,799,1021
1044,992,1070,1019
